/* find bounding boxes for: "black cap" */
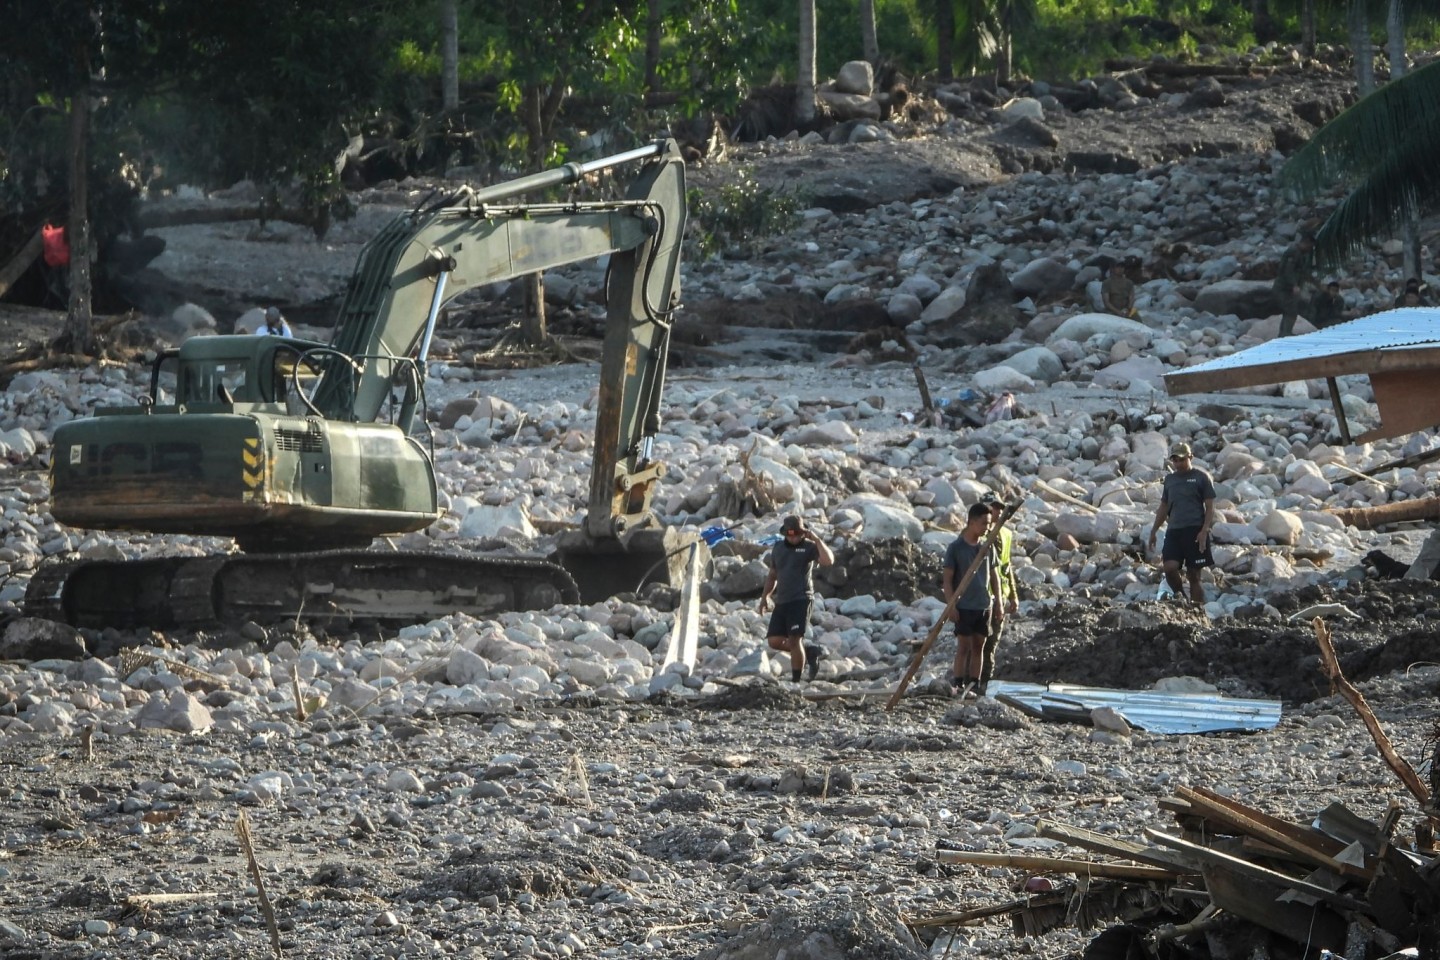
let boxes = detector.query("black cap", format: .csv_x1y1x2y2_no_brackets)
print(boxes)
780,515,805,533
979,491,1005,508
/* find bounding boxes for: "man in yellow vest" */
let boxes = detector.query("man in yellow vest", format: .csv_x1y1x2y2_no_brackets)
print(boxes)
978,491,1019,695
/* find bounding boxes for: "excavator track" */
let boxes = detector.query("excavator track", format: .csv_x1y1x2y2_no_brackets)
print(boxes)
24,551,580,630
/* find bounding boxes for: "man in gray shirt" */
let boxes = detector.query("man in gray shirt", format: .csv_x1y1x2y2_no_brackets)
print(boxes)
942,503,1003,697
1147,442,1217,604
759,515,834,682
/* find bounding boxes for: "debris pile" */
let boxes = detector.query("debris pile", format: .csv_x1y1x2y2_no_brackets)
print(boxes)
928,787,1440,958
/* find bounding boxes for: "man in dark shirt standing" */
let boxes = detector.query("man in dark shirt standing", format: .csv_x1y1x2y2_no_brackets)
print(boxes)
1147,442,1217,605
942,503,1003,697
759,516,834,683
1273,234,1315,337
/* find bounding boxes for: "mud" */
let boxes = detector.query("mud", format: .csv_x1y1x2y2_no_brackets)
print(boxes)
1000,578,1440,702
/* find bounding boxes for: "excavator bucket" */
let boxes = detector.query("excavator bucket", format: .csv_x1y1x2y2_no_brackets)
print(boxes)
553,526,706,604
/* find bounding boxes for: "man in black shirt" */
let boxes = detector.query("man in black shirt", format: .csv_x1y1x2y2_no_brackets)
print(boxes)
759,516,835,682
1147,442,1217,604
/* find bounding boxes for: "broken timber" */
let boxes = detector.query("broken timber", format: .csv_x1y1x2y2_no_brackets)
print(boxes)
921,790,1438,959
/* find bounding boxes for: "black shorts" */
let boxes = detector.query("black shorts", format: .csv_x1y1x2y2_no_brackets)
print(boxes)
1163,526,1214,570
954,607,991,637
767,599,811,638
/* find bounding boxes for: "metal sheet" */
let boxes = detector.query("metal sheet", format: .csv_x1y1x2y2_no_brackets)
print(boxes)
1165,308,1440,395
987,681,1282,734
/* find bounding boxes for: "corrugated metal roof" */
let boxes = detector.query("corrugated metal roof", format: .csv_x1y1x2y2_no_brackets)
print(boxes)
987,681,1282,734
1170,308,1440,381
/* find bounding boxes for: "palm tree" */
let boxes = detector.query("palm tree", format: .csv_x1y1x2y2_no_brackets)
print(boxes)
1278,58,1440,270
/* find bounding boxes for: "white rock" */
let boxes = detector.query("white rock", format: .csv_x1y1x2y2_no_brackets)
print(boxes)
1256,510,1303,546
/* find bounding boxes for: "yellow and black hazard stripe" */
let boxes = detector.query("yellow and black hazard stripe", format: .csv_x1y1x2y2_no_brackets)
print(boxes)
241,438,265,491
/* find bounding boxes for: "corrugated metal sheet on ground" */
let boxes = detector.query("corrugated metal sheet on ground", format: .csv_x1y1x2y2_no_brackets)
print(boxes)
987,681,1282,734
1170,307,1440,378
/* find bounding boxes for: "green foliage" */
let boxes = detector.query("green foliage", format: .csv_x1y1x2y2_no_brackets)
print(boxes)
1280,59,1440,268
685,176,800,261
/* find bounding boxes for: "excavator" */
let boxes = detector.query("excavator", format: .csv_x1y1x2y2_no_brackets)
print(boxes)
27,139,696,628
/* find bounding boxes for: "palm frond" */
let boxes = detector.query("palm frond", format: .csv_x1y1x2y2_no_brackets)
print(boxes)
1311,109,1440,269
1280,57,1440,200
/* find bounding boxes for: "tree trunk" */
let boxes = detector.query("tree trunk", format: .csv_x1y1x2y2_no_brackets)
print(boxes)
645,0,663,91
1301,0,1316,55
1350,0,1374,96
64,74,94,356
859,0,879,64
520,87,548,346
1250,0,1276,44
441,0,459,111
936,0,955,81
1386,0,1404,77
1386,0,1419,278
795,0,817,127
997,19,1013,87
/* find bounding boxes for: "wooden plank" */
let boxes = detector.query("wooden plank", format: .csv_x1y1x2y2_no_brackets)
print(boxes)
1035,820,1201,874
1201,863,1349,947
1176,785,1359,864
1165,345,1440,395
1172,787,1369,880
936,850,1179,881
1143,828,1369,911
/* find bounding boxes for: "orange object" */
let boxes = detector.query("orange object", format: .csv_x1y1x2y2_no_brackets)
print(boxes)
42,224,70,268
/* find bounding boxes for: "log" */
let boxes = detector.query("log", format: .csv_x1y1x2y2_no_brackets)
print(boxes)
936,850,1179,881
1326,497,1440,530
0,229,43,299
136,204,320,232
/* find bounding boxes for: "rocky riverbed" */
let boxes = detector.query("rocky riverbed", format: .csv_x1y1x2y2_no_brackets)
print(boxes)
3,49,1440,960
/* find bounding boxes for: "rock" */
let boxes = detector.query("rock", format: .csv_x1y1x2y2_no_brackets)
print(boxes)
919,286,966,323
0,619,86,661
1091,706,1132,735
136,689,214,734
851,497,924,541
1001,346,1064,382
1092,355,1166,391
1257,510,1304,546
1000,97,1045,122
818,91,881,122
1185,77,1226,109
1193,279,1279,319
1048,312,1152,345
833,61,874,96
787,420,859,446
1010,258,1076,300
973,364,1036,392
699,895,925,960
458,501,537,540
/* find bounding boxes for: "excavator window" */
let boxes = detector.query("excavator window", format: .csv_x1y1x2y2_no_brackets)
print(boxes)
179,359,249,405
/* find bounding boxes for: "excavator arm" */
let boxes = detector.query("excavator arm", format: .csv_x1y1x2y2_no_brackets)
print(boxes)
316,139,690,593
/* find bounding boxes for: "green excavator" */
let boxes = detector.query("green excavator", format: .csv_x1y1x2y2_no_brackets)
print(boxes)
28,140,696,628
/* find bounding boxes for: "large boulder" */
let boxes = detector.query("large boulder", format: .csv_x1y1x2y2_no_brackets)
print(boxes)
833,60,875,96
1010,257,1077,300
1048,312,1152,345
0,618,87,660
1000,346,1064,382
1193,279,1279,319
